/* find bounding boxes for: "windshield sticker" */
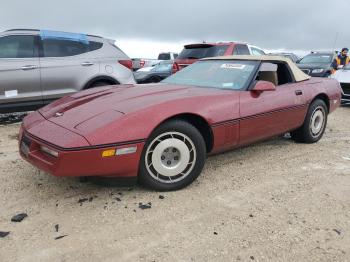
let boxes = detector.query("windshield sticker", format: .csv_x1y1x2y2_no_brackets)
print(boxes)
220,64,246,69
5,90,18,98
222,83,234,87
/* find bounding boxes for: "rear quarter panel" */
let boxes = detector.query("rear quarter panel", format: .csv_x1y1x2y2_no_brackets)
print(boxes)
299,77,341,114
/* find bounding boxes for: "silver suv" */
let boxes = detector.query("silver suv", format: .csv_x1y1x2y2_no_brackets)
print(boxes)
0,29,136,113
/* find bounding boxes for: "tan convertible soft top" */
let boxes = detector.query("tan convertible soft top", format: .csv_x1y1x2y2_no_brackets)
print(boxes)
203,55,311,82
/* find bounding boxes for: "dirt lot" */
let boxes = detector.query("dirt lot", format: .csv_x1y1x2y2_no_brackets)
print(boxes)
0,108,350,262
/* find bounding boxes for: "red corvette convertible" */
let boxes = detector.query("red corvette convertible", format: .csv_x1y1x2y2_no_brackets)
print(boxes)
19,56,341,191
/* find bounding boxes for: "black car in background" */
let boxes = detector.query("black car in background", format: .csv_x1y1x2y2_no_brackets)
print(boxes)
297,51,336,77
134,61,173,84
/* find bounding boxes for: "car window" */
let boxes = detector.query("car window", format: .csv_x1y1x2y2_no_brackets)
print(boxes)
162,60,259,90
0,35,37,58
251,47,265,55
178,45,229,59
42,38,89,57
233,44,250,55
174,53,178,59
256,62,294,86
158,53,171,60
89,41,103,51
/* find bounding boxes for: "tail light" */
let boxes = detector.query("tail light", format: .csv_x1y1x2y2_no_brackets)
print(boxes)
172,62,180,74
119,60,133,70
140,60,145,68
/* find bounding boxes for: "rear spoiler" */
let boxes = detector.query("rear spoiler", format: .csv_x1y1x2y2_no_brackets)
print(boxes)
184,44,215,49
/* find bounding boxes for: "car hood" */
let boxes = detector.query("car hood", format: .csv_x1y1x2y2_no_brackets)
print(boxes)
39,84,220,132
331,69,350,83
136,66,153,72
134,71,151,79
297,63,330,69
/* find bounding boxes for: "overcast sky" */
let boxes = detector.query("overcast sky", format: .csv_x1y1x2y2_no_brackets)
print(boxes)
0,0,349,58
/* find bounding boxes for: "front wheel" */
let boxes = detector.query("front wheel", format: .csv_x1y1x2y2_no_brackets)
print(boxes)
139,120,206,191
291,99,328,143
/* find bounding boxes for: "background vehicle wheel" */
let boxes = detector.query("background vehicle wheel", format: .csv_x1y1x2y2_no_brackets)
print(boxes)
139,120,206,191
291,99,328,143
148,76,162,83
89,81,113,88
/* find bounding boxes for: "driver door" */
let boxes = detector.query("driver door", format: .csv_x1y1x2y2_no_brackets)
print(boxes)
239,63,307,146
0,34,41,109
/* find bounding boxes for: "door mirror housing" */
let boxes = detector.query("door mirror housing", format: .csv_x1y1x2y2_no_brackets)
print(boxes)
253,80,276,92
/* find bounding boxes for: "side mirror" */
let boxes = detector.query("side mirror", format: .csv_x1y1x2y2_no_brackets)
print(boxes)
253,81,276,92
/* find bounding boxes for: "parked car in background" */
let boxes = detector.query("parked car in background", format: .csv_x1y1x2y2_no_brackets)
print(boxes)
330,63,350,104
296,51,336,77
19,56,341,191
173,42,265,73
0,29,135,113
269,52,300,63
132,52,178,71
134,61,173,83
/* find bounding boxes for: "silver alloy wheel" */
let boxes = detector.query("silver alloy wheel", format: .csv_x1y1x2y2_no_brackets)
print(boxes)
309,106,326,137
145,132,197,183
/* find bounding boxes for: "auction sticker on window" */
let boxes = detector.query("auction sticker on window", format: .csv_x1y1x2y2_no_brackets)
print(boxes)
220,64,246,69
5,90,18,98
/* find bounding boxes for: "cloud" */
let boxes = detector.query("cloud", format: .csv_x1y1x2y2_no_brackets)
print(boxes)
1,0,349,57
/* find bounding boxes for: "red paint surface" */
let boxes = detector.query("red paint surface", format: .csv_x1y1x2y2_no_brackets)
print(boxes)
20,77,341,178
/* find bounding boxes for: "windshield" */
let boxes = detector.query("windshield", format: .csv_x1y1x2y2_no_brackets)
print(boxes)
162,60,259,90
158,53,171,60
299,54,332,64
177,45,229,59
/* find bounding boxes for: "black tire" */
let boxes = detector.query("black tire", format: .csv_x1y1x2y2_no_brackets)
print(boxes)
89,81,113,88
148,76,162,83
139,120,206,191
291,99,328,143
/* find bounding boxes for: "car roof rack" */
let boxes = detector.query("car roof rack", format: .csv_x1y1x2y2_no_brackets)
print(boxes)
5,29,40,32
4,29,102,39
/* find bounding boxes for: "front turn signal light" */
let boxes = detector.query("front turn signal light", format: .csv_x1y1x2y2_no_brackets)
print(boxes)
102,149,116,157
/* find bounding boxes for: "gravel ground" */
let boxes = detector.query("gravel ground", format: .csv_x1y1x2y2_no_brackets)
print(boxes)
0,108,350,262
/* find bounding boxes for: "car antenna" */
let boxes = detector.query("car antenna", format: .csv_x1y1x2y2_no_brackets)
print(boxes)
332,32,339,54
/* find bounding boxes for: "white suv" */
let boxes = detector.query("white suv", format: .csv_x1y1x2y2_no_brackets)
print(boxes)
0,29,135,113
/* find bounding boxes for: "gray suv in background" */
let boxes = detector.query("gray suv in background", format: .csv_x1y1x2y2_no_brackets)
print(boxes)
0,29,135,113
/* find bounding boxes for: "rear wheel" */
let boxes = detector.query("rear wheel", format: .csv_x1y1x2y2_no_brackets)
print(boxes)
291,99,328,143
139,120,206,191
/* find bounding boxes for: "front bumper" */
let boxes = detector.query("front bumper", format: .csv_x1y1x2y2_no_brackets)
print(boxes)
300,69,331,78
340,83,350,105
19,125,145,178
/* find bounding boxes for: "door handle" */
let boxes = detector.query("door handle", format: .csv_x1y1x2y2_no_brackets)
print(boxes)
295,90,303,96
21,65,38,70
81,62,94,66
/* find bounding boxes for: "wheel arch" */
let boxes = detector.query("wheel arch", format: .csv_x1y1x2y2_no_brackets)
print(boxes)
83,76,120,89
152,113,214,153
311,93,330,113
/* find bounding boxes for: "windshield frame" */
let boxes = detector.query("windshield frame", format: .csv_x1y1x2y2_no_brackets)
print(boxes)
161,59,261,91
